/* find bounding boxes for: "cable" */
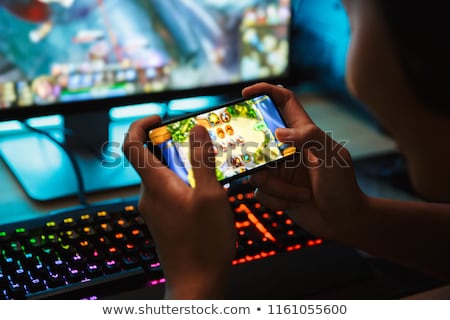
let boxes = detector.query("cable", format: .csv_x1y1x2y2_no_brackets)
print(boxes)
19,120,89,207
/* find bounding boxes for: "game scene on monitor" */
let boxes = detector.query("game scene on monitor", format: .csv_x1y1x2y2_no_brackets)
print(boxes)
0,0,291,110
148,94,296,186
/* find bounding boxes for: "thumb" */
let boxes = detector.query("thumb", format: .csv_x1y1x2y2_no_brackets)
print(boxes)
189,125,218,188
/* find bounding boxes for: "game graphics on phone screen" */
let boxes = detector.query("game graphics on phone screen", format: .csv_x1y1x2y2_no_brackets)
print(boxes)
148,95,296,186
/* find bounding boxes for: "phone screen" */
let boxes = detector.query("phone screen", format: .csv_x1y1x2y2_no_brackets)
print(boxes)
147,94,296,186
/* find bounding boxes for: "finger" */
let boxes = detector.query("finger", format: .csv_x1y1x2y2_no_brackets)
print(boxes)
123,115,176,186
242,83,331,160
275,123,325,151
304,146,354,192
123,115,162,172
251,173,311,202
124,115,162,146
254,188,300,211
248,170,269,187
189,125,218,189
241,82,313,128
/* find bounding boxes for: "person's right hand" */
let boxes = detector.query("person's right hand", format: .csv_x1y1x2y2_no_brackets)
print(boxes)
244,83,369,241
123,116,236,299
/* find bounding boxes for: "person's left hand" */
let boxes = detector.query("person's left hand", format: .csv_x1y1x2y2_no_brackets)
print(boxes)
123,116,236,299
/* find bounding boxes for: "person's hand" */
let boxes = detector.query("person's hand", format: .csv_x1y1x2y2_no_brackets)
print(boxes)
244,82,369,241
123,116,236,299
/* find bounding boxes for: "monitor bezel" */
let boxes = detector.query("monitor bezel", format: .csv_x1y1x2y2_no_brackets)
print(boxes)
0,74,294,122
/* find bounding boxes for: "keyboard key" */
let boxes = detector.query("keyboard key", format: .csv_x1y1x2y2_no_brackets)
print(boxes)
62,217,77,229
27,277,47,293
85,263,103,278
145,262,164,278
1,255,18,272
67,268,84,283
123,205,139,217
44,221,59,232
122,256,139,268
0,290,8,300
95,210,111,221
0,267,6,285
30,262,47,279
0,231,11,242
47,272,66,288
7,241,23,255
139,251,157,263
104,258,121,273
14,227,29,238
27,236,44,249
79,214,94,226
8,279,26,299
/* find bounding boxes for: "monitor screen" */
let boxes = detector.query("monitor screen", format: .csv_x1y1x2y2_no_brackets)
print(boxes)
0,0,292,120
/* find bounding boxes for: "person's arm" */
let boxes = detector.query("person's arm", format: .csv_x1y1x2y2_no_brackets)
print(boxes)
340,197,450,280
123,116,236,299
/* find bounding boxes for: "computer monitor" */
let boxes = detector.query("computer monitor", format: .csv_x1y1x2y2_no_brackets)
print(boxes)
0,0,293,201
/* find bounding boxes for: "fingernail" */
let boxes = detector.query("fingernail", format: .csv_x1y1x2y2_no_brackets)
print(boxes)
306,149,321,166
276,128,293,141
254,188,260,199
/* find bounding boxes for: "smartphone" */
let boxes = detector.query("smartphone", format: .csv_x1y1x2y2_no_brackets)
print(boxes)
146,94,296,186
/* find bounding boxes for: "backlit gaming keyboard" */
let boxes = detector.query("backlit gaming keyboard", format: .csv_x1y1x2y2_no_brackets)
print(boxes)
0,180,323,300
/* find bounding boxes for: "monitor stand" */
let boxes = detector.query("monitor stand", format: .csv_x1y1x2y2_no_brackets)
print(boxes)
0,110,140,202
